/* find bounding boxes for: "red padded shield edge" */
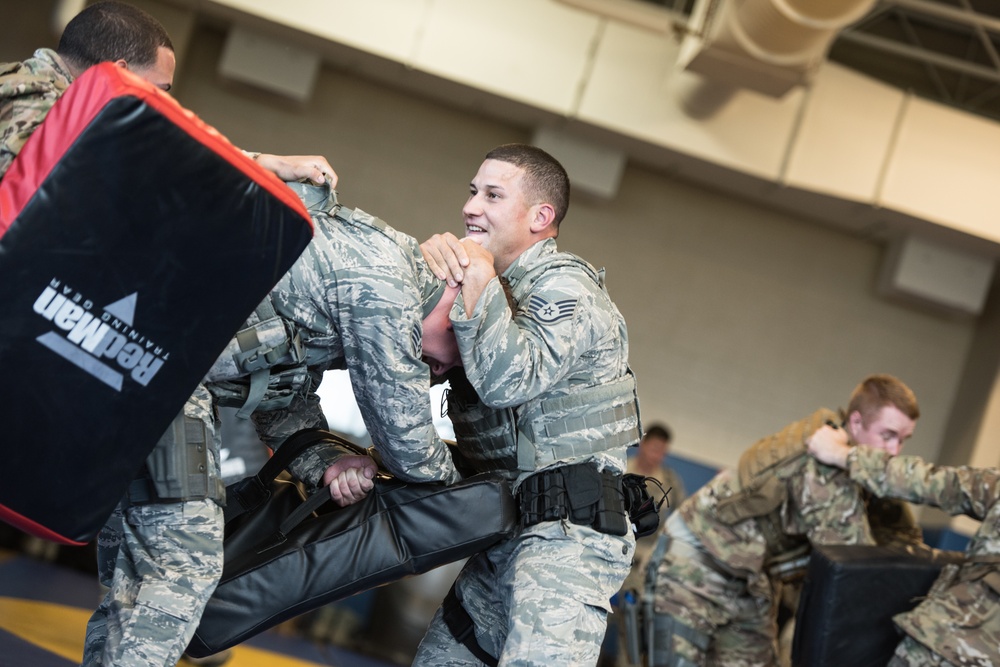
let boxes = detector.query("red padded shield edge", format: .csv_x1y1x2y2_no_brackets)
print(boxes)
0,62,310,234
0,64,312,545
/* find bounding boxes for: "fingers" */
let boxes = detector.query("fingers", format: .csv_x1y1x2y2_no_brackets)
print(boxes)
256,154,338,187
421,233,469,287
807,425,849,467
322,455,376,506
307,157,338,187
327,468,373,506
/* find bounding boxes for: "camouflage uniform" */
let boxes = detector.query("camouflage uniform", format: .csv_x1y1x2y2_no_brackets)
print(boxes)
209,185,459,486
650,409,878,667
0,47,226,667
83,386,225,667
413,238,640,666
846,447,1000,667
0,48,73,180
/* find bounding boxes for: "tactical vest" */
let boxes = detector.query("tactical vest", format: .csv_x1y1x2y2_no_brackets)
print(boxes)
715,407,840,564
445,253,641,478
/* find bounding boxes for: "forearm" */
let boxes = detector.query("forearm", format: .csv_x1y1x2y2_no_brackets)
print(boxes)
849,447,998,520
251,388,333,489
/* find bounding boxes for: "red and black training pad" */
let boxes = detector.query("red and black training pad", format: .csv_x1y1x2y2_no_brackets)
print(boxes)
0,63,313,545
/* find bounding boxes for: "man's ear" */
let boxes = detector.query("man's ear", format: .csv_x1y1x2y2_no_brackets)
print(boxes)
846,410,863,437
113,59,129,70
529,202,557,235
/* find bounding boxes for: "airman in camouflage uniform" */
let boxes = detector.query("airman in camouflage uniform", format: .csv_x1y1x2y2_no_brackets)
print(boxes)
0,5,336,666
207,181,461,487
414,144,641,666
808,441,1000,667
649,374,921,667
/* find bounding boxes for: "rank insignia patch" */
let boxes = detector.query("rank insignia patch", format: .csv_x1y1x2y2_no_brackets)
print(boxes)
528,295,577,324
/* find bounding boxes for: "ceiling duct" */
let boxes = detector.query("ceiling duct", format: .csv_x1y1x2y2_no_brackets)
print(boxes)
677,0,878,97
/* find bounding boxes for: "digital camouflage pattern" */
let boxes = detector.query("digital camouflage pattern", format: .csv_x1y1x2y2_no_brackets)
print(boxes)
414,238,637,666
0,49,73,180
83,386,226,667
450,238,638,483
211,187,459,487
849,447,1000,667
651,409,878,667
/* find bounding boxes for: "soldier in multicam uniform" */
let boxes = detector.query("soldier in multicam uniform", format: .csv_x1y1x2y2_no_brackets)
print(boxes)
0,4,336,667
415,143,641,666
809,431,1000,667
646,374,921,667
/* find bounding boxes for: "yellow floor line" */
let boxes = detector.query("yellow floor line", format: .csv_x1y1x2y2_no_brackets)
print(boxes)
0,596,334,667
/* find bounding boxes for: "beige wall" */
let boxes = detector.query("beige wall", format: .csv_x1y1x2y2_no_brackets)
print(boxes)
3,6,995,477
171,24,982,468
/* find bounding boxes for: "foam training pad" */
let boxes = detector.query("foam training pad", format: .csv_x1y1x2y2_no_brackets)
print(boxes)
0,63,313,545
791,543,965,667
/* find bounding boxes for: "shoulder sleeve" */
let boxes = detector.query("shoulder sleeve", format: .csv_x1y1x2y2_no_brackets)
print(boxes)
850,447,1000,521
452,263,610,408
790,456,875,546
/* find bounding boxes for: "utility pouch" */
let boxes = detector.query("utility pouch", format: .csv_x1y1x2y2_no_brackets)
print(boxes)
130,413,225,504
594,467,630,536
519,463,628,536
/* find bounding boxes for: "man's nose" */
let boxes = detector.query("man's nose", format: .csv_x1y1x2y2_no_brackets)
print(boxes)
463,197,482,217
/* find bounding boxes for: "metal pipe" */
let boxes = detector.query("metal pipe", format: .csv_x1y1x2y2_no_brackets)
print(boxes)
838,29,1000,84
883,0,1000,35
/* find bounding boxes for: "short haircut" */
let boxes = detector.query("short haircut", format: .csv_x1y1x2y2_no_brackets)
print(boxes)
643,423,672,443
485,143,570,227
846,374,920,425
58,1,173,71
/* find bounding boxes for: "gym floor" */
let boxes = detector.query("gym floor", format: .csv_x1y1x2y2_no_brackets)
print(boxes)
0,545,399,667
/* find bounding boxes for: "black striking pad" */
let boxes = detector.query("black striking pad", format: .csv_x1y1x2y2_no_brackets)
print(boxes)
792,543,964,667
187,430,517,658
0,63,312,545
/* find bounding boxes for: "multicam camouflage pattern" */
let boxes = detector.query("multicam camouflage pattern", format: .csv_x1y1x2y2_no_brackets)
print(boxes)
210,188,458,486
0,49,73,180
415,238,637,665
83,386,226,667
652,513,781,667
648,410,877,666
866,494,924,547
679,412,874,575
849,447,1000,667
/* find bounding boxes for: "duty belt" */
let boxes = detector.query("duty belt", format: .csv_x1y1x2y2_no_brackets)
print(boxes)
517,462,629,536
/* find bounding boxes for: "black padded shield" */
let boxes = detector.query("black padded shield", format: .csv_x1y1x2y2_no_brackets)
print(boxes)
186,473,517,658
791,543,964,667
0,63,312,545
